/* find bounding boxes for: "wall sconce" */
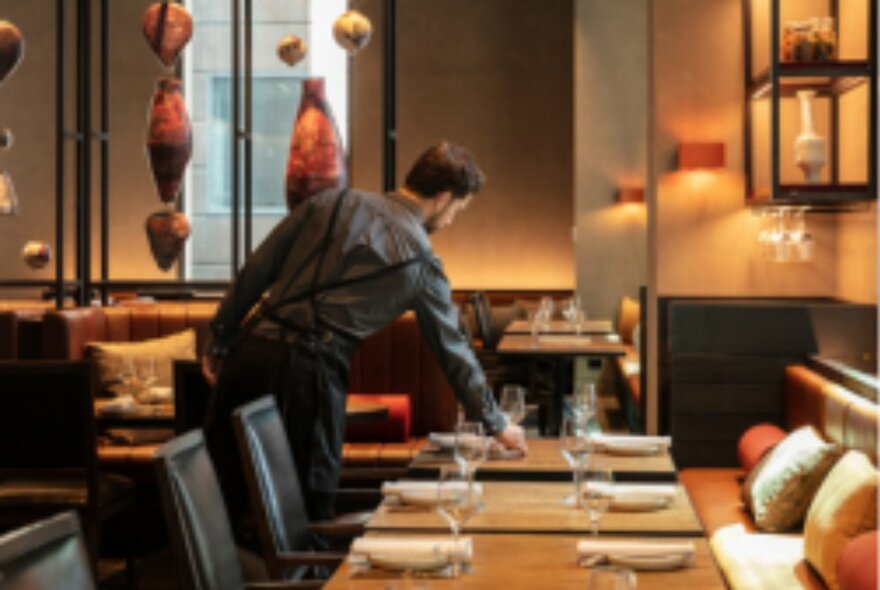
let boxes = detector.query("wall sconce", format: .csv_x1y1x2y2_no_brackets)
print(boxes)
617,187,644,204
678,142,725,170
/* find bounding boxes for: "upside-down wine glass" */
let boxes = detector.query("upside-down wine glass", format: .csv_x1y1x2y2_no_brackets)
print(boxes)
579,459,614,537
559,415,590,506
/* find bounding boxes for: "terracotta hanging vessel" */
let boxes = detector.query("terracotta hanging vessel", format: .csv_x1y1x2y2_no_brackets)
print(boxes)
0,127,13,150
332,10,372,55
0,171,18,215
285,78,347,210
277,35,307,67
145,209,191,271
21,240,51,269
147,77,192,203
0,21,23,84
142,2,192,67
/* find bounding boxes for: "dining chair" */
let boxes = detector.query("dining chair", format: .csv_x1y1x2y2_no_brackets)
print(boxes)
0,361,135,569
153,429,329,590
0,511,95,590
232,396,364,581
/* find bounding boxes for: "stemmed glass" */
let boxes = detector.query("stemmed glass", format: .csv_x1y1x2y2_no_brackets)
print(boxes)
435,464,473,577
573,382,598,434
454,422,487,512
559,415,590,506
499,385,526,426
587,565,637,590
579,459,614,536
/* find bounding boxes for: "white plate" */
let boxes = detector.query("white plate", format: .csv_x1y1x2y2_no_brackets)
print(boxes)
600,442,661,456
610,495,671,512
607,552,690,571
368,553,450,572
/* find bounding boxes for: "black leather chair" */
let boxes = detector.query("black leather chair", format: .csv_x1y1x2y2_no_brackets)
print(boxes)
0,511,95,590
0,361,134,566
232,397,363,581
153,430,326,590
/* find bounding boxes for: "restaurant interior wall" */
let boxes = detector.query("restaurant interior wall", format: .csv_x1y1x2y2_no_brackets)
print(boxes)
574,0,648,321
351,0,576,291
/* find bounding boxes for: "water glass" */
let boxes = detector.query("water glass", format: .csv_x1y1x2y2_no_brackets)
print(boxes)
435,464,473,542
499,384,526,425
573,382,598,432
580,460,614,536
559,416,590,506
588,565,637,590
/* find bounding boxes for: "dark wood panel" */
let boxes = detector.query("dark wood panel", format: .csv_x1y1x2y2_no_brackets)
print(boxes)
671,384,785,414
670,355,800,383
673,441,740,468
671,411,782,443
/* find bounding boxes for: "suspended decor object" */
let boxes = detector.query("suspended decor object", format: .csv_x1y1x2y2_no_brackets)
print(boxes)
0,171,18,215
145,209,191,271
277,34,307,67
0,127,13,150
21,240,51,269
332,9,373,55
147,77,192,203
794,90,826,183
142,1,193,68
285,78,347,210
0,21,24,84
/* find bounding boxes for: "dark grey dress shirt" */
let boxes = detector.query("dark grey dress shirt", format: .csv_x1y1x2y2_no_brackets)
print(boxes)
210,188,507,437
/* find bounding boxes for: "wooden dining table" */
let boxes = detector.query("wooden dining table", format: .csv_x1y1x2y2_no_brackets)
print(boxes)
406,438,677,482
504,319,614,335
324,533,726,589
366,481,703,537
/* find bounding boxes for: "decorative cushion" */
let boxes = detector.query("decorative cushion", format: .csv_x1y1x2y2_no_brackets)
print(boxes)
737,423,787,474
743,425,842,532
804,451,878,590
344,394,411,443
87,329,196,396
836,531,878,590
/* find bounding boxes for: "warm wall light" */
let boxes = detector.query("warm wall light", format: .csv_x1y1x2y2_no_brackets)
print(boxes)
617,187,644,204
678,142,725,170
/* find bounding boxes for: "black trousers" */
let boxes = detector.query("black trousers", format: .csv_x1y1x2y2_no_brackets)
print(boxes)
204,333,349,537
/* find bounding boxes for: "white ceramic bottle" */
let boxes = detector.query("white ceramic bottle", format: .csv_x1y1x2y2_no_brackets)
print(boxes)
794,89,826,183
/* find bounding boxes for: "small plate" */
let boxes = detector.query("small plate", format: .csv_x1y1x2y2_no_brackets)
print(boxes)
368,553,450,572
600,442,661,456
607,552,690,571
610,495,671,512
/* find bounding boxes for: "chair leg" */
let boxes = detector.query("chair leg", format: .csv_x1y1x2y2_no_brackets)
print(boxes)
126,555,137,590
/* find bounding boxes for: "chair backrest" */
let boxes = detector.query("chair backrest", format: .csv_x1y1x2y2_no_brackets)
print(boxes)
472,291,496,349
0,512,95,590
153,430,245,590
232,396,311,579
173,360,212,434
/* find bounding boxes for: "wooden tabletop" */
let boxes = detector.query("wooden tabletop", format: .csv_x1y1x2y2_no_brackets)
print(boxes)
367,481,703,536
407,438,677,482
505,319,614,335
324,534,725,589
496,333,627,357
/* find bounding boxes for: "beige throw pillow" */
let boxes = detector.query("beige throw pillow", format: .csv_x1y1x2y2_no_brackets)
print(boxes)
87,329,196,396
742,425,842,532
804,451,878,590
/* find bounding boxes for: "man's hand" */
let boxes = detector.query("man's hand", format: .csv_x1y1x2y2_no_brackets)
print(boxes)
495,423,528,454
201,354,221,387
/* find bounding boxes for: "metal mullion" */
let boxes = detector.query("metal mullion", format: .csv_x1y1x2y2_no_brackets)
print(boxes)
54,0,66,309
231,0,241,275
770,0,780,203
383,0,397,192
100,0,110,304
243,0,253,258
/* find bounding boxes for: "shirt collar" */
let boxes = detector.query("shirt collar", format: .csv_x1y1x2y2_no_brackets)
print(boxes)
386,191,425,222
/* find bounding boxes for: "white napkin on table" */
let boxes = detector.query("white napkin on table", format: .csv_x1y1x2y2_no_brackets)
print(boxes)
428,432,488,450
584,482,676,502
381,480,483,504
590,434,672,453
97,395,138,415
576,539,695,564
351,536,473,563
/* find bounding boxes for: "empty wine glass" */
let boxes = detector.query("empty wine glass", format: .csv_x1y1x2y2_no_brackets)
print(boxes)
573,382,598,434
499,385,526,426
454,422,487,511
435,463,473,578
588,565,637,590
559,415,590,506
580,460,614,536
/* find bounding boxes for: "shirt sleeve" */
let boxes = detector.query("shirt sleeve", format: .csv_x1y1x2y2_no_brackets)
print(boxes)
207,203,313,359
411,255,507,435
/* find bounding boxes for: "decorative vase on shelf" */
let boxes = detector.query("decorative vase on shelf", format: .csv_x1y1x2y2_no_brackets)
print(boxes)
147,77,192,203
794,89,826,184
285,78,347,210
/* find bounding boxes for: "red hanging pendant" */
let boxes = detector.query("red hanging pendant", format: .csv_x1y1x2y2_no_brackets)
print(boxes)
142,2,192,68
285,78,347,210
0,21,24,84
145,209,191,271
147,77,192,203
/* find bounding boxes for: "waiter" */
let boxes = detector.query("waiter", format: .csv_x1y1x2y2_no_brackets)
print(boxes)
202,141,528,529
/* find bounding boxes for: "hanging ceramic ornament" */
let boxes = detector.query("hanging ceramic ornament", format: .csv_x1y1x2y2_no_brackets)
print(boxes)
142,2,193,67
145,209,191,271
277,35,307,67
147,77,192,203
0,171,18,215
332,10,372,55
0,128,13,150
0,21,23,84
21,240,51,269
285,78,347,210
794,90,826,183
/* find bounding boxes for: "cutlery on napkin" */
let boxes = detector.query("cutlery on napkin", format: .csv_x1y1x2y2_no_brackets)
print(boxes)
350,536,473,567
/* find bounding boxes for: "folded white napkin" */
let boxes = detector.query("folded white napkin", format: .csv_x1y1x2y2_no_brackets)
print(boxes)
138,386,173,404
351,536,473,563
97,395,138,415
382,481,483,504
428,432,488,450
576,539,695,562
583,482,677,501
590,434,672,453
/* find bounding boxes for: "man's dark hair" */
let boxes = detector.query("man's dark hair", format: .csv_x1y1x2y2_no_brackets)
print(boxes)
404,141,486,199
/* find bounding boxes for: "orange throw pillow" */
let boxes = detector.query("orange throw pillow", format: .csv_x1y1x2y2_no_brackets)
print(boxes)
738,423,786,474
837,531,878,590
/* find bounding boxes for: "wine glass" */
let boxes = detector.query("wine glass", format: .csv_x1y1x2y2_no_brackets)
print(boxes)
435,464,473,577
573,382,598,434
588,565,637,590
559,415,590,506
580,460,614,536
499,385,526,426
454,422,487,511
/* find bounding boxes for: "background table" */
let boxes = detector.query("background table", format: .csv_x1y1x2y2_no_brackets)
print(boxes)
324,534,726,589
407,438,677,482
505,319,614,335
367,481,703,536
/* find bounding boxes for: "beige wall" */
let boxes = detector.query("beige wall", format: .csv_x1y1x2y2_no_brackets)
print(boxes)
574,0,648,321
352,0,575,290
